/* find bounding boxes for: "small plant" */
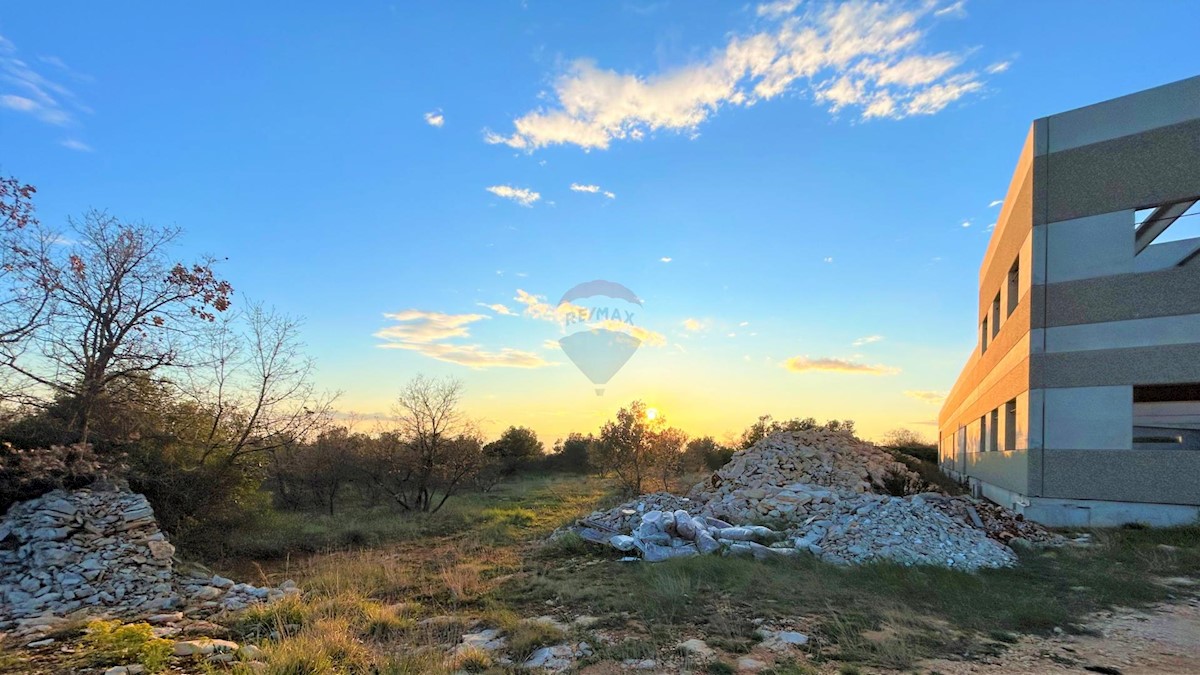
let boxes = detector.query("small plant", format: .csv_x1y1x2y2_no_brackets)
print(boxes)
706,661,736,674
79,620,172,673
452,646,493,672
363,604,415,641
506,621,565,660
232,594,308,639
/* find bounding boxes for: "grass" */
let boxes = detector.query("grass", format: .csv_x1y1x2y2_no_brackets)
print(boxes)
70,472,1191,674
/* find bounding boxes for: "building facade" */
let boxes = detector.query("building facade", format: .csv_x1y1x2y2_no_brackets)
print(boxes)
938,76,1200,527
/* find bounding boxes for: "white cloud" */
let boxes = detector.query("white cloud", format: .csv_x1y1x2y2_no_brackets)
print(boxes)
485,1,990,151
961,220,971,228
59,138,92,152
660,256,672,263
0,36,89,128
477,302,515,316
756,0,801,18
570,182,616,198
374,309,550,369
486,185,541,207
424,109,445,127
852,334,883,346
739,321,749,327
682,318,706,332
782,355,899,375
904,390,946,404
986,60,1010,74
988,199,1003,207
823,256,834,263
933,1,967,18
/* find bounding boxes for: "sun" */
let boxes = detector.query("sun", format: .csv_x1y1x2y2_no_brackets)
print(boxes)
645,407,659,421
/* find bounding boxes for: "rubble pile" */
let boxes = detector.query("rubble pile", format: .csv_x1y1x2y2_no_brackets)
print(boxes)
0,484,294,638
565,430,1033,570
687,428,920,524
925,492,1063,546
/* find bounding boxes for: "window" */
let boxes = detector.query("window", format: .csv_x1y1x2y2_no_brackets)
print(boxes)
989,408,999,452
1135,198,1200,255
978,414,987,452
1006,259,1019,317
1004,399,1017,451
991,293,1001,338
981,317,989,354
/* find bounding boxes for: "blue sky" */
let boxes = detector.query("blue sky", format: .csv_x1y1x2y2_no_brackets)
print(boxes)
2,1,1198,443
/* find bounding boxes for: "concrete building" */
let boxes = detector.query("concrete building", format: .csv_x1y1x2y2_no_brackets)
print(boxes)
938,76,1200,527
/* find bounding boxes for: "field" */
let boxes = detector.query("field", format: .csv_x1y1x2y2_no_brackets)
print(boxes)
5,473,1200,674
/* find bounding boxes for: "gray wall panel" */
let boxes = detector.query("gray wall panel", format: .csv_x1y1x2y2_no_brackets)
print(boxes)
963,449,1029,494
1045,118,1200,224
1043,448,1200,505
1045,75,1200,153
1043,261,1200,327
1033,344,1200,389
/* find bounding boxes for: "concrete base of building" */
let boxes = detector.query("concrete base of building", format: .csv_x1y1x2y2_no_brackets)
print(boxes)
966,477,1200,527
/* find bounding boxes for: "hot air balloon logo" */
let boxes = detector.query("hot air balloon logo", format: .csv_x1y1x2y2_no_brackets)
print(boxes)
556,280,644,396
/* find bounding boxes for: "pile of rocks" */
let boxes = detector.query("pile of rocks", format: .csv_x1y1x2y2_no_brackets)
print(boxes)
0,484,293,638
564,430,1028,570
687,428,919,523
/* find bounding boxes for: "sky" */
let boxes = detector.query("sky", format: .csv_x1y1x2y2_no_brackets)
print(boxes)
2,1,1198,445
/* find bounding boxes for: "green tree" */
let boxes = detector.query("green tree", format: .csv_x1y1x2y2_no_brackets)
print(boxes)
483,425,544,476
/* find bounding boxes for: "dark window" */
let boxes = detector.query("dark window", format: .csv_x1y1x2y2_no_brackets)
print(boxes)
1006,259,1019,316
1004,399,1017,451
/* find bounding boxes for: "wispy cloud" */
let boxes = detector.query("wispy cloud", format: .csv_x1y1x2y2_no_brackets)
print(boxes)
682,318,707,332
756,0,801,18
782,355,899,375
904,390,946,404
570,182,616,198
660,256,672,263
961,220,971,228
986,60,1010,74
424,109,445,127
374,309,551,369
59,138,92,152
988,199,1003,207
486,184,541,207
485,1,991,151
477,302,515,316
852,334,883,346
0,35,90,128
932,1,967,18
823,256,834,263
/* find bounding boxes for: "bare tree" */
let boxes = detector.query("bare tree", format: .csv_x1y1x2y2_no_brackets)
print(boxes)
180,303,335,469
0,177,58,396
9,211,232,442
363,375,485,513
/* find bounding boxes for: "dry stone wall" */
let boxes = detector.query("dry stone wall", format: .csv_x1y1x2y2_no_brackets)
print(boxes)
0,483,291,638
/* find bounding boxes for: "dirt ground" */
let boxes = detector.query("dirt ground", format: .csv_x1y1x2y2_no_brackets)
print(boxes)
919,584,1200,675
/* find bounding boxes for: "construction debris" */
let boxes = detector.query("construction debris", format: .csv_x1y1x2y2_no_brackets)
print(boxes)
563,429,1059,570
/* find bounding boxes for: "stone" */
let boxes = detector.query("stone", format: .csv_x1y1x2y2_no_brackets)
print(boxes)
238,644,264,660
104,667,128,675
677,638,715,661
522,643,574,671
26,638,54,648
737,656,767,672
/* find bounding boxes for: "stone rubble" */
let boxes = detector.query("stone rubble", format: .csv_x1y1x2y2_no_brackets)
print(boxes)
564,429,1046,570
0,484,297,638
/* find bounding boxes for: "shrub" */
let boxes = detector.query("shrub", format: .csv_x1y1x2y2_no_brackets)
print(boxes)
79,620,173,673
